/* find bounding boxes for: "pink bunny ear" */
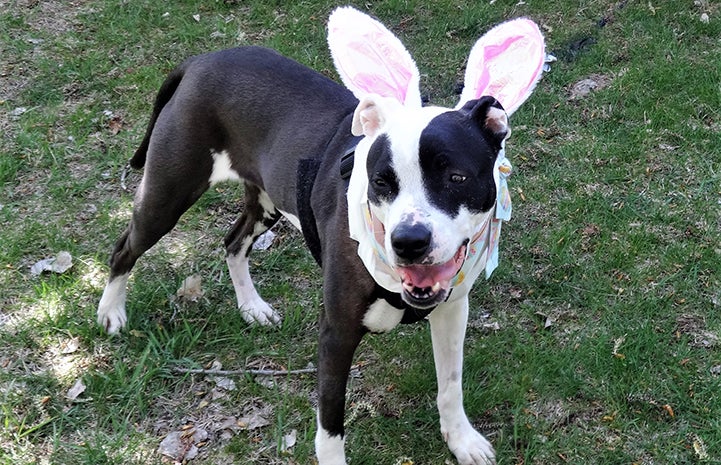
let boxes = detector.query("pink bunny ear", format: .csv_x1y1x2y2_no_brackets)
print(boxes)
457,18,545,115
328,6,422,108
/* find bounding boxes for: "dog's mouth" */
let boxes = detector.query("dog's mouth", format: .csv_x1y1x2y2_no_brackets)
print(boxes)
395,243,467,309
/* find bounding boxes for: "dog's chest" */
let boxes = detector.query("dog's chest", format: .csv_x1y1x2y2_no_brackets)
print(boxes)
362,299,404,333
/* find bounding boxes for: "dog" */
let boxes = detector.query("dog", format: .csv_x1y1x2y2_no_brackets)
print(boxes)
97,7,544,464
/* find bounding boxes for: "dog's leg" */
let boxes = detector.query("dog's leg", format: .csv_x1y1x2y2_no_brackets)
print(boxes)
314,276,367,465
98,160,212,334
314,323,363,465
429,297,495,465
224,182,282,325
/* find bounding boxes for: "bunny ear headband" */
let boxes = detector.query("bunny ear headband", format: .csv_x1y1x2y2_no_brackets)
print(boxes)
330,6,546,284
327,6,545,114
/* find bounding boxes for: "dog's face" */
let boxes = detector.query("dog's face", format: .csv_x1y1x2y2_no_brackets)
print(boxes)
353,96,509,308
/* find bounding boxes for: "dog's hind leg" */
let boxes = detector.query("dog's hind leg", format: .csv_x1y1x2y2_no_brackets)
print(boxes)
98,159,211,334
224,181,282,326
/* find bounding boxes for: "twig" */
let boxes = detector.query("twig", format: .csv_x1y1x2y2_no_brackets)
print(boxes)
171,367,317,377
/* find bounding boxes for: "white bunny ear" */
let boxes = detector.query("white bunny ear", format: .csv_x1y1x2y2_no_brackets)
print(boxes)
328,6,422,108
457,18,545,115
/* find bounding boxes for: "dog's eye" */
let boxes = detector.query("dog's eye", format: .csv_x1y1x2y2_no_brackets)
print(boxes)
369,169,398,198
450,174,467,184
374,178,388,188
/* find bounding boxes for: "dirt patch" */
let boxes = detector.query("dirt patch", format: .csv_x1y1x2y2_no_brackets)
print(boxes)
568,73,613,100
1,0,85,100
676,313,719,348
5,0,87,36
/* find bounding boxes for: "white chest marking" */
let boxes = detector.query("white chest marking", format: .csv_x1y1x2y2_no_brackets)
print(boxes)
209,150,241,185
363,299,404,333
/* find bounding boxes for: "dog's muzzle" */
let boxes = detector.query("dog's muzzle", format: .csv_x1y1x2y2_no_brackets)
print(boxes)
394,239,469,309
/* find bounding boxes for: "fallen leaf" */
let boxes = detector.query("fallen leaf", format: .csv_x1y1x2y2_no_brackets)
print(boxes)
693,434,709,460
176,275,204,302
217,416,239,431
213,376,236,391
108,116,123,134
509,286,523,299
208,360,223,370
662,404,675,418
30,251,73,276
10,107,28,118
281,429,297,453
535,311,554,329
612,334,626,359
66,378,86,401
210,387,229,400
482,322,501,331
59,337,80,354
159,431,196,461
159,427,208,462
238,407,271,430
256,376,277,389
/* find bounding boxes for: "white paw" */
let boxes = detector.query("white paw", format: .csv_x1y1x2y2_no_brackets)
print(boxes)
239,297,281,326
97,303,127,334
315,418,347,465
97,275,129,334
443,424,495,465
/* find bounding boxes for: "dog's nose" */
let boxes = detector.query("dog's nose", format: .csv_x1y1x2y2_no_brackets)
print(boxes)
391,224,431,261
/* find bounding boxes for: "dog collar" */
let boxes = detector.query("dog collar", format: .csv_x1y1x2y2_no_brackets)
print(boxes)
347,145,513,294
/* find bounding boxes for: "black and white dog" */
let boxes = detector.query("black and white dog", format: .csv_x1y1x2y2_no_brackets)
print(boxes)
97,7,544,465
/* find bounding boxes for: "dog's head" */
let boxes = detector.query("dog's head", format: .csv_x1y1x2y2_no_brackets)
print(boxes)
351,95,509,307
329,7,544,307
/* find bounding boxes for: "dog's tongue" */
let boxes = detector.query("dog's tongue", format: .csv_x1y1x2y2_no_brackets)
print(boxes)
396,246,466,291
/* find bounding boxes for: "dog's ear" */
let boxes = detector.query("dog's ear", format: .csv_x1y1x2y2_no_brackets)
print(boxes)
461,96,510,147
328,6,422,108
456,18,545,116
352,95,402,137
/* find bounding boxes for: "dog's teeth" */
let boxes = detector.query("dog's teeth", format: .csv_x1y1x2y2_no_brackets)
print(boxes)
432,282,441,293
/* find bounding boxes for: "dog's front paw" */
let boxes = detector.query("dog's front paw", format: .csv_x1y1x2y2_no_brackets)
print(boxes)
443,424,495,465
239,297,281,326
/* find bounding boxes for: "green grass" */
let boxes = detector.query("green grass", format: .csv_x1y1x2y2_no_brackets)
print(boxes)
2,0,720,464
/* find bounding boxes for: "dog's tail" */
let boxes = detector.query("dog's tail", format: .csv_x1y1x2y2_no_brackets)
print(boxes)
129,62,188,169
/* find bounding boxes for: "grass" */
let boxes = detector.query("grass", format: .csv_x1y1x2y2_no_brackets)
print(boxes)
1,0,720,464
